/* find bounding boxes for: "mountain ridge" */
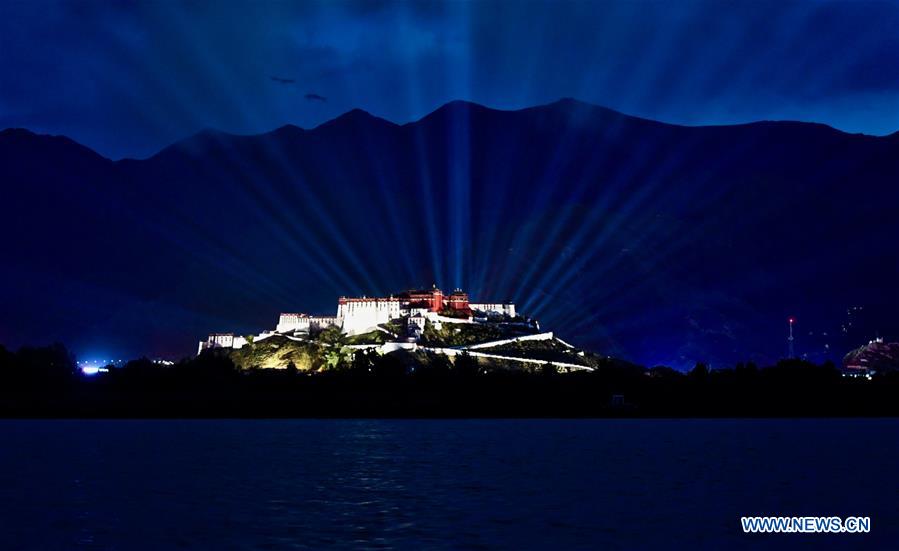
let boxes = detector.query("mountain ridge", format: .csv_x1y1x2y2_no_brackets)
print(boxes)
4,97,892,163
2,98,898,368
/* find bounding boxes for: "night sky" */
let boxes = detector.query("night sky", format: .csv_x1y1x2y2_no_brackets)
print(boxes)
3,1,899,366
1,0,897,159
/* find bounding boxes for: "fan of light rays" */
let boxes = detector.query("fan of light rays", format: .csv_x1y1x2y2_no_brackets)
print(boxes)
516,0,846,342
131,1,388,301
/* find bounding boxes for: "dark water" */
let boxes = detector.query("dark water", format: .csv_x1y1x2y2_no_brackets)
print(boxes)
0,419,896,550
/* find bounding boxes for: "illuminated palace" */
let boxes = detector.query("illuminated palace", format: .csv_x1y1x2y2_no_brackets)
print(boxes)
278,286,515,335
199,287,516,353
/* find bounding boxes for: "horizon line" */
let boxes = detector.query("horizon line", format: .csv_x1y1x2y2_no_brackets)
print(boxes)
3,96,896,162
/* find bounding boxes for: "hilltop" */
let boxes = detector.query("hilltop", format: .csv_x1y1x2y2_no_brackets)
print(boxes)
844,339,899,375
223,326,613,374
202,287,615,373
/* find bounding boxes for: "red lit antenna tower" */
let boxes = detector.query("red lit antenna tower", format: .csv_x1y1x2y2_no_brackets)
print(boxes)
788,317,795,359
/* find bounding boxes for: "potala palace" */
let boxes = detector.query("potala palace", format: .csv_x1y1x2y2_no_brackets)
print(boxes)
199,286,518,354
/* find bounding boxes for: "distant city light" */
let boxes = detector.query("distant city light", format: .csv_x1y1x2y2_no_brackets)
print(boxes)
81,366,100,375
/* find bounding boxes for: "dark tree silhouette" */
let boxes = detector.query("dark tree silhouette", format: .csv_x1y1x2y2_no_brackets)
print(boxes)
542,361,558,377
455,353,480,377
689,362,709,379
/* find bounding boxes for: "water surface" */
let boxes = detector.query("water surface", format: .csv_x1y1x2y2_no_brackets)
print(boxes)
0,419,895,549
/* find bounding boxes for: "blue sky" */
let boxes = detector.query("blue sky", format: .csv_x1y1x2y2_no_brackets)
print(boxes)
1,0,898,158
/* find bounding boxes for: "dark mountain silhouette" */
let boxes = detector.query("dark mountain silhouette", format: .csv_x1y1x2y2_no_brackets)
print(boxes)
2,100,898,368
